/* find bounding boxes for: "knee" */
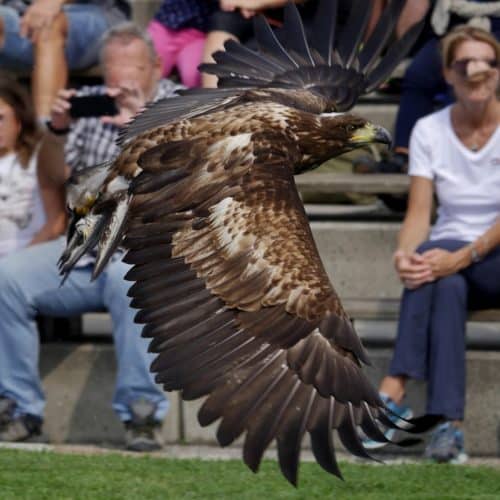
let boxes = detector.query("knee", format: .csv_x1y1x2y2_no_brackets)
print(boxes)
104,261,132,300
434,274,467,300
0,259,22,299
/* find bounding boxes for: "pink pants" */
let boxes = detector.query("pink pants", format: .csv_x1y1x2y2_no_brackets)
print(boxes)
147,19,206,88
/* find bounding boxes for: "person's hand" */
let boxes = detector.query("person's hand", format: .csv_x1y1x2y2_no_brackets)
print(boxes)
421,248,466,280
20,0,65,43
100,83,147,128
393,249,434,290
219,0,288,18
49,88,77,131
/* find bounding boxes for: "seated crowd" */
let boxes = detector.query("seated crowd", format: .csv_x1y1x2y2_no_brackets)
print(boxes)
0,0,499,465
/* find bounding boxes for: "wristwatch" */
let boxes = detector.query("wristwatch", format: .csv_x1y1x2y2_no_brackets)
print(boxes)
470,245,482,263
46,120,70,136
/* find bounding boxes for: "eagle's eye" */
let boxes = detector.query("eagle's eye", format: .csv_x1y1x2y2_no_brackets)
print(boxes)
345,124,356,133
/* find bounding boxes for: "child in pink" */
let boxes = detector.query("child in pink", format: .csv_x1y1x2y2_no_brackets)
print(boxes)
147,0,218,88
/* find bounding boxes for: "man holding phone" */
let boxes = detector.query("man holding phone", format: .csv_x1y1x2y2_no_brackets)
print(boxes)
0,22,183,452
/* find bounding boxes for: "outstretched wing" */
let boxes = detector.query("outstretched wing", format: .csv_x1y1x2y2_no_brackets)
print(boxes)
120,132,426,485
118,0,424,144
201,0,424,109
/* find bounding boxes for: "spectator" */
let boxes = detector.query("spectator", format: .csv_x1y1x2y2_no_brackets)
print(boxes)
0,72,65,258
362,26,500,464
372,0,500,174
0,1,131,120
147,0,218,88
0,22,183,451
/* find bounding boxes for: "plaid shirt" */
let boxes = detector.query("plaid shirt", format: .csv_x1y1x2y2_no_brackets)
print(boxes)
64,78,183,267
65,79,183,172
154,0,218,32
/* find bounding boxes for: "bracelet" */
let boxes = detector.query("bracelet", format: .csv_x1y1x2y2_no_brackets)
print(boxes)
46,120,70,136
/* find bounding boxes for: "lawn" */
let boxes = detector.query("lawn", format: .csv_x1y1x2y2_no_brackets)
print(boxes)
1,449,499,499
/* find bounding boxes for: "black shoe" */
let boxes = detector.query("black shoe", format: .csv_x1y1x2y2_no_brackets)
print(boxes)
0,397,16,429
375,152,408,174
124,399,164,452
0,413,42,442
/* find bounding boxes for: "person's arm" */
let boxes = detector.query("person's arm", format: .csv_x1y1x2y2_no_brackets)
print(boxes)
396,176,433,254
393,176,434,289
20,0,69,42
30,87,77,244
422,218,500,279
29,153,67,245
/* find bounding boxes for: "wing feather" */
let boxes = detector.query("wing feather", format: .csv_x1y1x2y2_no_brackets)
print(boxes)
111,133,408,484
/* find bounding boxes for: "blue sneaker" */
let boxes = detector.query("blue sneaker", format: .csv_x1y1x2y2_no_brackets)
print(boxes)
424,422,468,464
362,393,413,450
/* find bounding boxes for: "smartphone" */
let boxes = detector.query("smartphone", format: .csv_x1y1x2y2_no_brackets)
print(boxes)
69,94,118,119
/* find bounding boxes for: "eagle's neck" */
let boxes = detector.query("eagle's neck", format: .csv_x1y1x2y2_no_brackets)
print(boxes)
288,113,353,173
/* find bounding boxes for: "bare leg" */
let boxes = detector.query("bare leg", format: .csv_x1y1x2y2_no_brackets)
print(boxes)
0,17,4,48
396,0,430,38
32,12,68,119
201,30,238,88
379,374,407,405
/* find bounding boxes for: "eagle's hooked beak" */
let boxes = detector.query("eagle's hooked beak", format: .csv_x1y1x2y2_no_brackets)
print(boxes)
349,123,392,147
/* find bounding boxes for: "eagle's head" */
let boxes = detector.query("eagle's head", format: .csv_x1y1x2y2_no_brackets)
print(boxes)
320,113,392,149
295,112,391,171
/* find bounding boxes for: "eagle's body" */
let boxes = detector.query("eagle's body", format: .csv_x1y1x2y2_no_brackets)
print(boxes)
59,1,439,485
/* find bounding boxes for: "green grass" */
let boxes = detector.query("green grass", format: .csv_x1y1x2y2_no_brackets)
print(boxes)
1,449,500,499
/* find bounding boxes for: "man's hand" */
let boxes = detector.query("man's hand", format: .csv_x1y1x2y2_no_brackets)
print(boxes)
393,249,434,290
20,0,66,42
100,83,148,127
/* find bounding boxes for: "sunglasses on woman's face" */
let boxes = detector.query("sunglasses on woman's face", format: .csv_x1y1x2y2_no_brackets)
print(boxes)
450,58,498,78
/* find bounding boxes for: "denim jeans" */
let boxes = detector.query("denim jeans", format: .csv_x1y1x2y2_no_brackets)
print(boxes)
0,4,109,71
0,238,168,422
389,239,500,420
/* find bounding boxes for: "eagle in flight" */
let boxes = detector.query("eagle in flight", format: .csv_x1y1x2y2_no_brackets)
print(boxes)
59,0,436,485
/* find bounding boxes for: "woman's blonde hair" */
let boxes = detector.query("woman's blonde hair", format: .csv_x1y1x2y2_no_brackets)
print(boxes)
441,25,500,68
0,72,40,168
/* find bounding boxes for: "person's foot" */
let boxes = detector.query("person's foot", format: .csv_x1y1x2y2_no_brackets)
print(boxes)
124,398,164,452
375,152,408,174
362,393,413,450
0,413,42,442
0,396,16,428
424,422,468,464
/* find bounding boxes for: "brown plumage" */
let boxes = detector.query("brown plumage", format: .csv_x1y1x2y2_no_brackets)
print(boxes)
59,1,440,485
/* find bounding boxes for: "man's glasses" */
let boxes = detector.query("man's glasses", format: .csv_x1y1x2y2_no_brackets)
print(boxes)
450,58,498,78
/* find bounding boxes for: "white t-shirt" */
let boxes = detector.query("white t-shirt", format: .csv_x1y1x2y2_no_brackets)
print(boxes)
0,151,46,257
409,105,500,242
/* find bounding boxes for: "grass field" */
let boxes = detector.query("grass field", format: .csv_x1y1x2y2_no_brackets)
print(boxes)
1,449,500,499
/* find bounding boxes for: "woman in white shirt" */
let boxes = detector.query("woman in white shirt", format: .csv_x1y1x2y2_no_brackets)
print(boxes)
0,73,65,257
363,26,500,463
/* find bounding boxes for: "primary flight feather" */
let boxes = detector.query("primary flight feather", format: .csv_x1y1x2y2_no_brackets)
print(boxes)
59,0,437,485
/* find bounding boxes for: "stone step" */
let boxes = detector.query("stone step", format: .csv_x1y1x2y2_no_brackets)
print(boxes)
38,342,500,457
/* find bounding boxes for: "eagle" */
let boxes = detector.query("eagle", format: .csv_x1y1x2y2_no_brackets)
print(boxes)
59,0,438,485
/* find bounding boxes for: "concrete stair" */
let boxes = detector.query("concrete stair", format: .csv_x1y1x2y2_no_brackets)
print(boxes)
39,342,500,457
37,220,500,458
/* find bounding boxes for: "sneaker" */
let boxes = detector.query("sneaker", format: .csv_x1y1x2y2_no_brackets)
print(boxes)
424,422,468,464
124,398,164,452
362,393,414,450
0,413,42,442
